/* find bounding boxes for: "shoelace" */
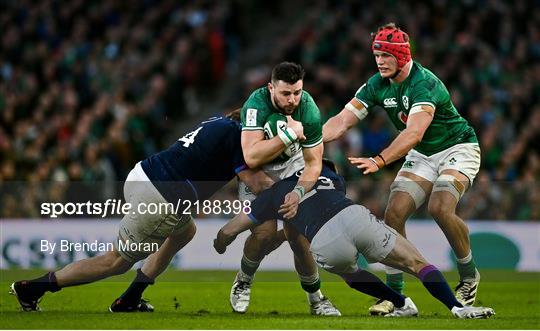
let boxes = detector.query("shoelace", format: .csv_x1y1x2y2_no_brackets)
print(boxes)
315,299,335,311
233,282,250,296
456,281,473,296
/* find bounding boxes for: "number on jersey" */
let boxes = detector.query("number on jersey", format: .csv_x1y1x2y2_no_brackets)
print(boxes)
178,127,202,147
302,176,336,201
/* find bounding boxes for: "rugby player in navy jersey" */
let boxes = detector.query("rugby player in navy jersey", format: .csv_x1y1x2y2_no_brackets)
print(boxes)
10,111,273,312
214,162,495,319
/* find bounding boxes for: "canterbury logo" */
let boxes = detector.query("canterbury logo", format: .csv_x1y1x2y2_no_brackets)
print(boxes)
383,98,397,107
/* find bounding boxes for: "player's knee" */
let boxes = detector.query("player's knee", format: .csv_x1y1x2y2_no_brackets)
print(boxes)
287,229,310,250
111,260,132,275
427,199,455,221
106,251,133,275
315,257,345,274
432,174,466,203
325,259,357,275
390,176,426,210
186,222,197,240
252,231,277,250
174,221,197,241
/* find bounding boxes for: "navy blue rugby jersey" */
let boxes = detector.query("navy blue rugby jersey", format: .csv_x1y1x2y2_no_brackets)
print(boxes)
141,116,248,203
248,164,354,241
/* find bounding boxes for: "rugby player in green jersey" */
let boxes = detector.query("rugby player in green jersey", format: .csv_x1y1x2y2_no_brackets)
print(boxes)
323,23,481,315
232,62,340,316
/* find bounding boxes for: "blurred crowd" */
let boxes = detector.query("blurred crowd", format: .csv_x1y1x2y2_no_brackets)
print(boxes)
1,0,538,220
0,0,250,216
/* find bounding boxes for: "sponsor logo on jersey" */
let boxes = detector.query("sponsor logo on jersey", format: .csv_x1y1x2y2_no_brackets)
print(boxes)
246,108,257,126
398,111,408,124
449,157,457,165
402,95,409,109
383,98,397,107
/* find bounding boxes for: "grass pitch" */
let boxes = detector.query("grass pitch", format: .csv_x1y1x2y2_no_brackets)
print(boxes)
0,269,538,329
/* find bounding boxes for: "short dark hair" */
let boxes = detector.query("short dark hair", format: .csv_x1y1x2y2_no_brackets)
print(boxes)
225,108,241,121
271,62,305,84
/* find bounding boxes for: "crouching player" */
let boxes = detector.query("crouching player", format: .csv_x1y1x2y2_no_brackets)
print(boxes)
214,161,495,318
10,113,272,312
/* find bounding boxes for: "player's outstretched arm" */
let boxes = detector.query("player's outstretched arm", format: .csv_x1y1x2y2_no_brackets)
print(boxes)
349,105,434,174
377,105,434,164
237,169,274,195
214,213,254,254
322,106,361,143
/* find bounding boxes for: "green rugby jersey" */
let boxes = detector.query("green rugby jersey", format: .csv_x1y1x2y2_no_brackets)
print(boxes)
241,87,323,148
355,62,477,156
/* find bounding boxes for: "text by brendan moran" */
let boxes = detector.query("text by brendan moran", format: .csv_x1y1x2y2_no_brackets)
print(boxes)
40,240,159,255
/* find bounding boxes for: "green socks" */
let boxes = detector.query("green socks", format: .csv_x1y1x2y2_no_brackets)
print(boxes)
456,251,478,281
386,272,405,294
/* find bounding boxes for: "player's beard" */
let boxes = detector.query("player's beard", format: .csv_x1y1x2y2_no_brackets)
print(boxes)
273,95,297,115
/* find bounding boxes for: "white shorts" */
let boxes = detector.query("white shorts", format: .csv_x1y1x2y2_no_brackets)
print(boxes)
310,205,397,274
238,151,305,201
116,162,193,262
398,143,481,185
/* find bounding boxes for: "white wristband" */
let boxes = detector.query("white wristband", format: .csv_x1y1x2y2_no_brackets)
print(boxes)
292,185,305,199
277,127,298,147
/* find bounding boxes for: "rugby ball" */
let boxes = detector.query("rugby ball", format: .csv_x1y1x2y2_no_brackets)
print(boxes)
263,113,301,161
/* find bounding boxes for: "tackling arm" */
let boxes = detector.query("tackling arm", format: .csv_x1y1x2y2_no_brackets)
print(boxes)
214,212,254,254
237,168,274,195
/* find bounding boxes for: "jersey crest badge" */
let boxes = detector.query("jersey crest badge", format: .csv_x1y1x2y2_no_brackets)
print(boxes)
402,96,409,109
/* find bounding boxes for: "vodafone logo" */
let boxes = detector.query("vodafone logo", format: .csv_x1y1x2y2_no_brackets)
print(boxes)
383,98,397,107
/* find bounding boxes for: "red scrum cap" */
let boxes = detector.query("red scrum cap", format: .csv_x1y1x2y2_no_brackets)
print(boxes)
371,24,411,70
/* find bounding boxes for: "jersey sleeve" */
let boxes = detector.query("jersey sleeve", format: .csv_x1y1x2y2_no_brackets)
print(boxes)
232,147,249,173
300,94,323,148
248,186,282,224
409,79,438,110
240,90,268,131
354,81,377,111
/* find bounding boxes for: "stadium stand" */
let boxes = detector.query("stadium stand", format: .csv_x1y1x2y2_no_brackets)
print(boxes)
0,0,538,220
